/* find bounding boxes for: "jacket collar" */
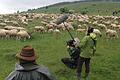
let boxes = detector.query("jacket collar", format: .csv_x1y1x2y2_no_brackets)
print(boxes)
15,63,39,71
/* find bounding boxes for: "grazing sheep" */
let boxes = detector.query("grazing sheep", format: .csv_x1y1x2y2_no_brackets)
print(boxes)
46,24,54,30
76,28,86,33
53,29,61,34
93,29,102,37
16,27,26,30
0,29,7,39
34,26,46,33
0,23,7,26
53,29,61,39
22,21,28,25
17,30,30,41
48,29,54,33
106,29,118,39
8,29,18,38
63,22,74,30
4,26,14,30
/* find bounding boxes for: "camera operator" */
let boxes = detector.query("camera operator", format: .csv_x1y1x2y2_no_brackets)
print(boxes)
61,38,80,69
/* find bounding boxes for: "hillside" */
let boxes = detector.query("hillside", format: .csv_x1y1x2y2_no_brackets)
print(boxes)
26,1,120,16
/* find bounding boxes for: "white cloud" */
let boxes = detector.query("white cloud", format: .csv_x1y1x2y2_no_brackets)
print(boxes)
0,0,81,14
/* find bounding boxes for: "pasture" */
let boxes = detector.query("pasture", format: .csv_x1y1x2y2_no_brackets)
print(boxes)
0,1,120,80
0,31,120,80
28,2,120,16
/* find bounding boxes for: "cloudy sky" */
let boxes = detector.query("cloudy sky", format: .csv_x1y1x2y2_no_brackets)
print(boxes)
0,0,81,14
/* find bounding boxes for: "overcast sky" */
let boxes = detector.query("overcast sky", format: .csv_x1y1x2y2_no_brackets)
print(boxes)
0,0,81,14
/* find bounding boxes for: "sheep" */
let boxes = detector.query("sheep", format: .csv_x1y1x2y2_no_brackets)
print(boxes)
41,21,48,25
53,29,61,39
111,24,120,29
63,22,74,30
48,29,54,33
53,29,61,34
17,30,30,41
0,23,7,26
46,24,54,30
97,24,106,29
93,29,102,37
11,21,19,26
22,21,28,25
7,29,18,38
105,29,118,39
4,26,14,30
16,27,26,30
76,28,86,33
0,29,7,39
34,26,46,33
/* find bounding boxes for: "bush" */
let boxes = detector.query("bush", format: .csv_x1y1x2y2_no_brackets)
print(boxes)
80,10,88,15
60,7,69,14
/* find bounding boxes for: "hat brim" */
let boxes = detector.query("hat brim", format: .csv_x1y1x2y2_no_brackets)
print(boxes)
16,53,37,61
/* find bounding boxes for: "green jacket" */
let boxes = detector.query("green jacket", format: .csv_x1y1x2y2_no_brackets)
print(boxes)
80,34,97,58
5,63,56,80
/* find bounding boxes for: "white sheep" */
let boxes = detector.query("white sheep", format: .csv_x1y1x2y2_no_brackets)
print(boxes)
93,29,102,37
0,29,7,39
53,29,61,34
7,29,18,38
48,29,54,33
106,29,118,39
34,26,46,33
17,30,30,41
76,28,86,33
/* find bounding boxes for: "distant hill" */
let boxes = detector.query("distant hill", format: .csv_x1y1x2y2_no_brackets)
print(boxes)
86,0,120,1
25,1,120,16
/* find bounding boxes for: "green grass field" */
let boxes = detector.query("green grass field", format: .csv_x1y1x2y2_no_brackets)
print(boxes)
0,1,120,80
0,31,120,80
27,2,120,16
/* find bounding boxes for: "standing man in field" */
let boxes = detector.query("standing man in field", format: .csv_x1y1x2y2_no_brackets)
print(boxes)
6,45,56,80
77,27,97,80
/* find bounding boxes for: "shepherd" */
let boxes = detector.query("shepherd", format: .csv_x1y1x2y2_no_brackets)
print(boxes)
61,38,80,69
6,45,56,80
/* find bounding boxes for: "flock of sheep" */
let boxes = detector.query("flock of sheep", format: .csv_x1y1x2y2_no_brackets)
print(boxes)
0,13,120,41
0,26,30,40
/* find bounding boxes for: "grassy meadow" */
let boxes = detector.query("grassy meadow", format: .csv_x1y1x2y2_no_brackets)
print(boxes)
0,1,120,80
27,2,120,16
0,30,120,80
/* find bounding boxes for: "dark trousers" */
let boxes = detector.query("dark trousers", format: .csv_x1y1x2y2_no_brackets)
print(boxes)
77,57,91,76
61,58,78,69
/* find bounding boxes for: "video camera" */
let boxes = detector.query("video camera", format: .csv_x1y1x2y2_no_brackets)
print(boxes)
66,39,75,47
66,38,80,47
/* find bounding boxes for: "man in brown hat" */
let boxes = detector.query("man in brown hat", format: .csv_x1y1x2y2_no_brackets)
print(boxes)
6,45,56,80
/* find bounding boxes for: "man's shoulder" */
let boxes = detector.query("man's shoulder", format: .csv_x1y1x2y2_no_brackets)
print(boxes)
36,65,56,80
36,65,51,75
6,65,55,80
5,70,17,80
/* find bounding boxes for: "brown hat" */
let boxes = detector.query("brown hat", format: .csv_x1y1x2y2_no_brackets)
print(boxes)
16,45,37,61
